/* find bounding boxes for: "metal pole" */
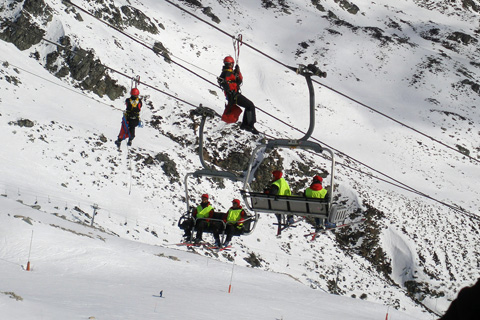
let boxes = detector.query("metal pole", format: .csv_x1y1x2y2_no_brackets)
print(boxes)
91,204,99,227
198,114,210,170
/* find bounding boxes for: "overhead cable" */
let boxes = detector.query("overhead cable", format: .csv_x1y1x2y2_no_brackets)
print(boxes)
163,0,480,165
37,2,479,220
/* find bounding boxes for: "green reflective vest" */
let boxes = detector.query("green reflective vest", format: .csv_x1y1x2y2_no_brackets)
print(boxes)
272,178,292,196
305,188,327,199
196,205,213,219
227,208,243,225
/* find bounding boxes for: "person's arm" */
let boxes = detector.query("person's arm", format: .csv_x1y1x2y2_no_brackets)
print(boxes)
192,207,198,218
238,210,245,225
207,208,215,222
234,65,243,85
269,184,279,196
218,71,228,91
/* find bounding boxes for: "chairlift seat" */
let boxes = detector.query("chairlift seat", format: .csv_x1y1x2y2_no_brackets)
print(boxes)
177,211,255,236
243,191,329,218
242,191,350,225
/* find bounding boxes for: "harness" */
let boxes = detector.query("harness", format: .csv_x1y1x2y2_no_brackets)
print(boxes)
127,98,141,119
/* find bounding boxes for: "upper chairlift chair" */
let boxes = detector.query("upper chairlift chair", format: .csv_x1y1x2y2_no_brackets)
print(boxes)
240,64,349,231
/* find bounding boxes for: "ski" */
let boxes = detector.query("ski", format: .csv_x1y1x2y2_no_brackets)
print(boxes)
174,242,192,246
279,217,305,231
175,241,211,248
206,245,232,251
305,219,366,241
220,245,232,251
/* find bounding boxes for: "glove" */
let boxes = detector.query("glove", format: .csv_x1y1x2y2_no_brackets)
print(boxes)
217,77,226,87
234,65,240,73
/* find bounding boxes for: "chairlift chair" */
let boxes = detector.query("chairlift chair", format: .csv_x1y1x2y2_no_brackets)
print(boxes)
241,65,349,229
177,106,259,242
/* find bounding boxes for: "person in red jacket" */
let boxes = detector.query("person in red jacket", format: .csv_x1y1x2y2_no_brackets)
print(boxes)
304,175,334,230
265,170,293,235
115,88,142,147
218,56,259,134
182,194,215,243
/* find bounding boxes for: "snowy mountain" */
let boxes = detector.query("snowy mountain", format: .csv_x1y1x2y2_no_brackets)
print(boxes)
1,0,479,318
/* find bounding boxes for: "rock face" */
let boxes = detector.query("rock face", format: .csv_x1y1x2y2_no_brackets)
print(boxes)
44,36,125,100
0,0,172,100
120,5,160,34
0,13,45,51
0,0,54,49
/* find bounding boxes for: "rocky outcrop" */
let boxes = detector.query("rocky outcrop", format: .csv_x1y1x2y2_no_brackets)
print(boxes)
45,36,125,100
0,14,45,50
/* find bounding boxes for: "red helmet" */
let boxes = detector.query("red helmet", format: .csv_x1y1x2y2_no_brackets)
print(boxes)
272,170,283,180
131,88,140,96
201,194,209,199
313,175,323,183
232,199,241,206
223,56,234,65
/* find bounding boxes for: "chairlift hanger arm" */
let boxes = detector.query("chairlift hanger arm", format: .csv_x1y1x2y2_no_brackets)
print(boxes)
190,104,218,170
284,64,327,142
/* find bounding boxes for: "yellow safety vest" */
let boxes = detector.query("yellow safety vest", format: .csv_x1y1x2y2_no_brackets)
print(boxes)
305,188,327,199
227,208,243,225
272,178,291,196
196,205,213,219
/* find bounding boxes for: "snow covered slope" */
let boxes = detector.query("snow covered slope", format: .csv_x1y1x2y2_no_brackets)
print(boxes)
1,196,422,319
1,0,479,318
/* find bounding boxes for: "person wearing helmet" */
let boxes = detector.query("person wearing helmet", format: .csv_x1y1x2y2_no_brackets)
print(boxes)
115,88,143,147
265,170,293,235
213,198,246,247
304,175,332,230
218,56,259,134
182,194,215,243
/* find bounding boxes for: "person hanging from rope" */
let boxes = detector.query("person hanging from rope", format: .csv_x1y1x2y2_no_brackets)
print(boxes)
218,56,259,134
115,88,142,147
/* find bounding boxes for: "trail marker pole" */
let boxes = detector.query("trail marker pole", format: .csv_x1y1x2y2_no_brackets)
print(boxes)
26,230,34,271
228,260,236,293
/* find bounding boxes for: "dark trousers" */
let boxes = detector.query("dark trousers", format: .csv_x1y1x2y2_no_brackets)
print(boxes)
127,118,139,141
235,94,256,127
182,218,208,241
194,219,208,240
213,223,239,243
276,214,293,225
